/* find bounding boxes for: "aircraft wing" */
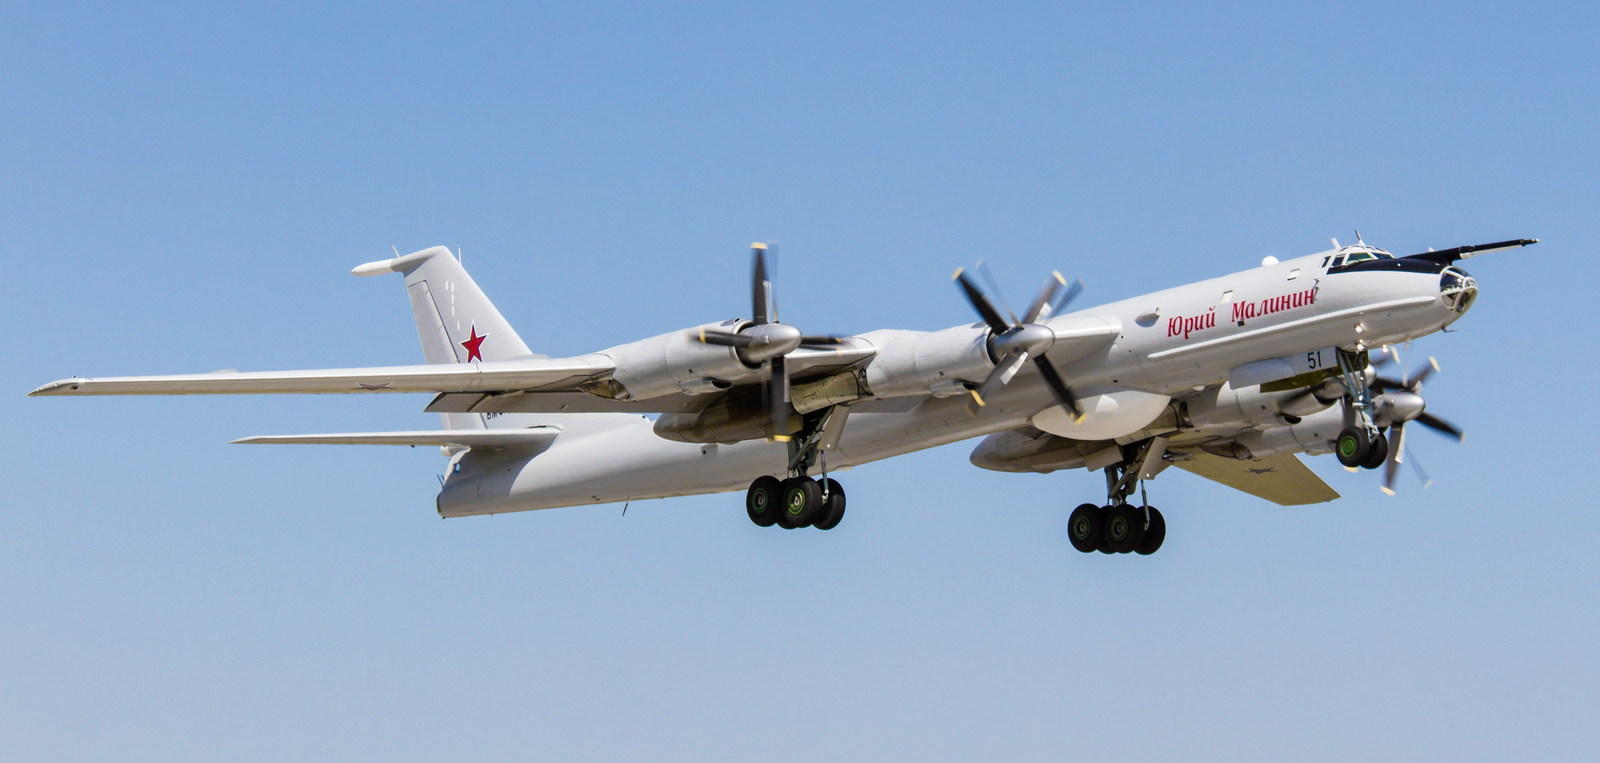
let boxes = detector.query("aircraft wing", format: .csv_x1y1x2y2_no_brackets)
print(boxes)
1171,451,1340,506
28,355,614,397
234,427,560,450
29,343,878,415
419,342,878,415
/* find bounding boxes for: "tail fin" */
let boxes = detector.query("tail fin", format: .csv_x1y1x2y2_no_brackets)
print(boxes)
354,246,535,366
354,246,540,431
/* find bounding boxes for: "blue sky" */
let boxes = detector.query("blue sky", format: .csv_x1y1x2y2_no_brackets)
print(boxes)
6,2,1597,759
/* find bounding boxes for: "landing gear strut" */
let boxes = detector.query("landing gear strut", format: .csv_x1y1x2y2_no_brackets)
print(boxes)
1335,349,1388,470
1066,439,1167,555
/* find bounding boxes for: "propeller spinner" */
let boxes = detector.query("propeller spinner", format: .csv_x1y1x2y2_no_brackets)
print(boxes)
953,264,1085,418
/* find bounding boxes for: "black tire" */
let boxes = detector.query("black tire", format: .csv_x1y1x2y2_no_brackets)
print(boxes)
1134,506,1166,555
1361,432,1389,470
1105,503,1145,553
1095,505,1116,554
781,477,824,528
814,479,847,531
746,476,782,527
1336,426,1371,468
1067,503,1100,553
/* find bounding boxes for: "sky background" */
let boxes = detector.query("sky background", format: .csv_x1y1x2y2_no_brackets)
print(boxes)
5,1,1597,760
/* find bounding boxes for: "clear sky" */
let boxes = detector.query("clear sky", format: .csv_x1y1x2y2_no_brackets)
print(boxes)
6,2,1597,760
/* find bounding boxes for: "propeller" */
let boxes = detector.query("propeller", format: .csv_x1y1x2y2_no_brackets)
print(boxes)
953,265,1085,418
1370,355,1464,495
695,243,844,441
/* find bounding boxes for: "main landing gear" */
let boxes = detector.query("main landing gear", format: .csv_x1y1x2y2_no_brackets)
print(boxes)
1066,439,1167,555
743,404,849,531
745,475,846,530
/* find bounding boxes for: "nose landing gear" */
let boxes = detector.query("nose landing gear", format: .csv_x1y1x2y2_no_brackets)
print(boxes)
1334,349,1390,470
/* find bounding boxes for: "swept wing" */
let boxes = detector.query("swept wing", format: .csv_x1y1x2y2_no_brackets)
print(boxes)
1171,451,1340,506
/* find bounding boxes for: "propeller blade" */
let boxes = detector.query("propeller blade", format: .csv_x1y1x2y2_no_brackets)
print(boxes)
1051,277,1085,317
751,243,774,325
1371,346,1396,369
1406,358,1439,391
698,329,756,348
1033,356,1081,418
1372,376,1408,392
1021,273,1065,325
975,260,1018,325
967,353,1028,416
954,268,1013,335
1407,446,1434,489
767,354,791,441
1416,412,1463,441
1381,422,1406,495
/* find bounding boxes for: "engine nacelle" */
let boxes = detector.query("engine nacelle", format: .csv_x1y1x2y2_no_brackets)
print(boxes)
1223,405,1345,459
651,388,787,444
858,325,993,398
1182,381,1338,432
595,321,760,401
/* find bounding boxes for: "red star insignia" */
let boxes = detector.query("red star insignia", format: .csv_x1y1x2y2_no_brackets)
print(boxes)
460,325,488,362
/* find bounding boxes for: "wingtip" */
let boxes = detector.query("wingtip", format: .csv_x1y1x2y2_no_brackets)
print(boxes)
28,379,81,396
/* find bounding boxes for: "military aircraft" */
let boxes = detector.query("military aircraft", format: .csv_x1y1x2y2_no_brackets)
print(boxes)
30,236,1537,555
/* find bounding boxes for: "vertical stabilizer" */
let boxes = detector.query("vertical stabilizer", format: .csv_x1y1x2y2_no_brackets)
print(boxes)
355,246,534,365
352,246,640,438
354,246,536,430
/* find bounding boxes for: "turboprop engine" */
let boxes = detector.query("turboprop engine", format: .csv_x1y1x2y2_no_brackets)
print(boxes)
586,321,762,402
1180,379,1343,432
856,325,995,399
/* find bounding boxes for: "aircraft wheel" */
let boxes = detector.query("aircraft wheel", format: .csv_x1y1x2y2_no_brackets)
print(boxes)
746,476,783,527
780,477,824,528
1336,426,1371,468
1105,503,1145,554
1067,503,1101,553
1361,432,1389,470
1134,506,1166,555
813,479,847,531
1095,506,1116,554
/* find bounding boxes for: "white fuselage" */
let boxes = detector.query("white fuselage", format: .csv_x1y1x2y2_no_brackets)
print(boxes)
438,247,1467,516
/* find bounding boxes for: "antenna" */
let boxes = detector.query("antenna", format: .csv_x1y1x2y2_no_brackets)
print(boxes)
392,244,402,257
1330,237,1341,248
456,246,463,263
1354,230,1365,245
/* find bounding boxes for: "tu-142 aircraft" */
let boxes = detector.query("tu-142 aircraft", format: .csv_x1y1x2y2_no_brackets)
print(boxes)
30,235,1537,555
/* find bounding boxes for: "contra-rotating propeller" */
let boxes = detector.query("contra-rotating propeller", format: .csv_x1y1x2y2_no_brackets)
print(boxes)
953,263,1085,418
1369,352,1465,495
695,243,844,441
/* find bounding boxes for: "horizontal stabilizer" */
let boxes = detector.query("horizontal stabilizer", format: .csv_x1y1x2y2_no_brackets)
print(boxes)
233,427,560,450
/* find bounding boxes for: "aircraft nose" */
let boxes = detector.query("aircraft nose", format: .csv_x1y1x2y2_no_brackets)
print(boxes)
1439,267,1477,314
